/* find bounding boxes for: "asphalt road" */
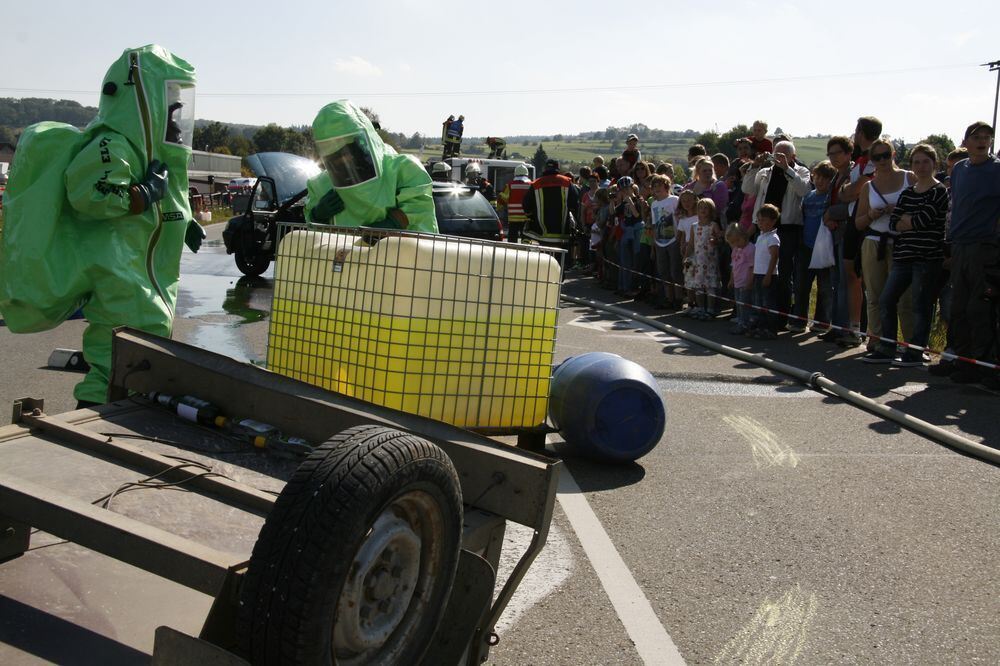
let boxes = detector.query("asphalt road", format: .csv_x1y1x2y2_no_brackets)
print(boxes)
1,226,997,665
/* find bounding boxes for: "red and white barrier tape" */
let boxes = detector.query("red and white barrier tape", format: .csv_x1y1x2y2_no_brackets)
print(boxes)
592,255,1000,372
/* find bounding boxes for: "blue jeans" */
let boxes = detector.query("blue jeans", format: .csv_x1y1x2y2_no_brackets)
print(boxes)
618,224,642,292
752,275,779,331
878,259,942,354
735,286,753,328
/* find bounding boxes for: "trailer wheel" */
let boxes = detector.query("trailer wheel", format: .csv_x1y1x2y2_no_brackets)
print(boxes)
235,248,271,277
238,425,463,665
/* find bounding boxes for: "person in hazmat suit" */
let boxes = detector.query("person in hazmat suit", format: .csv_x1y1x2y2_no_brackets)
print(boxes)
0,44,202,408
305,100,438,232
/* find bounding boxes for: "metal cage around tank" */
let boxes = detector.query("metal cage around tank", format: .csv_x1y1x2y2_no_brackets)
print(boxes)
266,223,564,430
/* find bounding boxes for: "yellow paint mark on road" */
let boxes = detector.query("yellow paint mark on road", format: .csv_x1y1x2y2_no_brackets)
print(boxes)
715,584,818,665
723,414,800,469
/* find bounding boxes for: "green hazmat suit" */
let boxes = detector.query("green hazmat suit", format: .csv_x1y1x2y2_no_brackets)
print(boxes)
304,100,438,232
0,45,196,404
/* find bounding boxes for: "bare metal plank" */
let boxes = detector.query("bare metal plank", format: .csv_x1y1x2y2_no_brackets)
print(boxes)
109,328,560,531
0,473,242,595
16,412,276,514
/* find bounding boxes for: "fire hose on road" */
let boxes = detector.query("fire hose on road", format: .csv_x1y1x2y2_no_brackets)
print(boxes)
561,294,1000,466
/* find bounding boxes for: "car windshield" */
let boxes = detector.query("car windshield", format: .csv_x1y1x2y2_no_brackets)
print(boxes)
245,152,321,204
434,187,497,219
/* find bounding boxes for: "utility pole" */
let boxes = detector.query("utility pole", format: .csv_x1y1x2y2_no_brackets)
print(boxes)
982,60,1000,153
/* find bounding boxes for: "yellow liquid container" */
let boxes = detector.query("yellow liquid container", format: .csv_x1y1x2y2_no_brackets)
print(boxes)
267,230,561,429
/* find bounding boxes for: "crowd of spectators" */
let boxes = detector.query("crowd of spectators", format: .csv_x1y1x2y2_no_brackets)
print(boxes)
555,118,1000,387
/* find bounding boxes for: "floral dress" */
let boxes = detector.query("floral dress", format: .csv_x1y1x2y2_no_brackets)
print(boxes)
685,222,721,290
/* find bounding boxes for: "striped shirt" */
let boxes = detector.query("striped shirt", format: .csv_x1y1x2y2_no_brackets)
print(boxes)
889,183,947,262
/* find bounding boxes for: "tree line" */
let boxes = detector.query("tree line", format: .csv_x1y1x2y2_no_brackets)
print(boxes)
0,97,957,169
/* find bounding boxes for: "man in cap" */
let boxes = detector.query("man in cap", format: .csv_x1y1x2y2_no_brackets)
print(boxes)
621,133,642,169
305,100,438,232
522,158,580,267
0,44,202,408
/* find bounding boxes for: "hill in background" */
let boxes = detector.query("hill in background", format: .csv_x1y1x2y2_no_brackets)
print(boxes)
1,97,955,174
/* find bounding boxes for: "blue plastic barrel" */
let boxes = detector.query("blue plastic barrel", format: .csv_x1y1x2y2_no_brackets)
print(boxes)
548,352,666,462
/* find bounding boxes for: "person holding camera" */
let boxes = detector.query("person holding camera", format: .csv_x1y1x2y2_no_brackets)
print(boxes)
613,176,643,297
741,141,812,326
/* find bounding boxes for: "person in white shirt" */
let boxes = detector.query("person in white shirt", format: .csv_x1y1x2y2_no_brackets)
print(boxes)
741,140,811,325
649,174,681,308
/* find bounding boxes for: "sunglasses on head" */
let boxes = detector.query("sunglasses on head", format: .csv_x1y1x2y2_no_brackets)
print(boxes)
870,152,892,162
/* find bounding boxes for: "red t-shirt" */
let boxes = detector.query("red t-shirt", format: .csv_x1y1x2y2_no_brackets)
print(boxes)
748,136,773,156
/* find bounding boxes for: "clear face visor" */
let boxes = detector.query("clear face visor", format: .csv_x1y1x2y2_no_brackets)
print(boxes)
164,82,195,146
318,133,378,188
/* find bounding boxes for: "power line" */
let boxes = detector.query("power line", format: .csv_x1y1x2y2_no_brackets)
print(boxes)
0,62,977,99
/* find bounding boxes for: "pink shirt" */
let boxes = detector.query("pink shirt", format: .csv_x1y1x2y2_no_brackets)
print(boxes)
731,242,755,289
739,194,756,232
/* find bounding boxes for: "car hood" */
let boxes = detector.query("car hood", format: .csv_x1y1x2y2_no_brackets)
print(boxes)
245,152,321,205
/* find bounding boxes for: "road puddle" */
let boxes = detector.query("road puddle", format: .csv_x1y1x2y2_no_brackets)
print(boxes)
188,323,258,364
178,274,271,324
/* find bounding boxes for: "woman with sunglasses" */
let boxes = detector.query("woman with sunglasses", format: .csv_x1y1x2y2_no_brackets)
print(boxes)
856,139,914,362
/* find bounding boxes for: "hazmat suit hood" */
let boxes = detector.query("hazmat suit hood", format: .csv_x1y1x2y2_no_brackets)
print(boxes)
305,100,437,232
96,44,197,166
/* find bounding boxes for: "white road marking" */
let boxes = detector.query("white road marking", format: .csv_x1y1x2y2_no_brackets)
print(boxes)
553,444,686,665
567,315,686,347
723,414,800,469
714,584,818,665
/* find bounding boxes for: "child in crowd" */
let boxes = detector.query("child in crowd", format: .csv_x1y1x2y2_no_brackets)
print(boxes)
597,186,617,289
675,190,700,310
726,223,755,334
649,174,681,309
749,204,781,339
577,172,599,270
591,187,611,280
635,176,656,299
684,198,722,319
794,160,837,332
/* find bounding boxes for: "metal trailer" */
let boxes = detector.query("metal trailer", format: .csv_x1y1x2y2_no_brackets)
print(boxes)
0,328,560,665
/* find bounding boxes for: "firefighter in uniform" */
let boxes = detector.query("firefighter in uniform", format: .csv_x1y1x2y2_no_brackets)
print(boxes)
441,115,454,158
522,159,579,268
464,163,495,201
486,136,506,159
443,115,464,158
431,161,453,182
497,163,531,243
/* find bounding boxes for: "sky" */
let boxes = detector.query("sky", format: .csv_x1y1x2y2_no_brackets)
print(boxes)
4,0,999,144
